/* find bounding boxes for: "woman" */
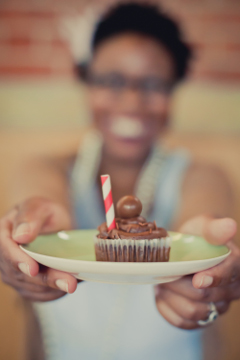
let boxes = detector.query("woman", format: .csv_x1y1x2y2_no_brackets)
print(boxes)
0,3,239,360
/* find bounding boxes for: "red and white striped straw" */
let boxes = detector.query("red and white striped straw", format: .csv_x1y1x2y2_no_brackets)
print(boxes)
101,174,116,230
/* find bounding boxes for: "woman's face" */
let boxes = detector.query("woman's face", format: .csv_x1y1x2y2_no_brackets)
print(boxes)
87,33,176,163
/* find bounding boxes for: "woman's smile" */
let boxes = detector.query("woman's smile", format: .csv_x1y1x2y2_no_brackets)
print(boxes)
87,33,175,162
109,116,145,140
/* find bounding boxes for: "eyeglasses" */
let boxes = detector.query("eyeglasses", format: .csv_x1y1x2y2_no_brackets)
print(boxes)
86,72,174,96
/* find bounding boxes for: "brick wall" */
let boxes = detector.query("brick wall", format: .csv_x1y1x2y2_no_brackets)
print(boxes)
0,5,74,78
0,0,240,84
160,0,240,83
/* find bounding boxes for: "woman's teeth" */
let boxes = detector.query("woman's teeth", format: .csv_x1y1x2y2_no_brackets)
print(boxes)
110,117,144,138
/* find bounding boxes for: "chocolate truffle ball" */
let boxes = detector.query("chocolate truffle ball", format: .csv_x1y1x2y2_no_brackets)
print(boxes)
116,195,142,219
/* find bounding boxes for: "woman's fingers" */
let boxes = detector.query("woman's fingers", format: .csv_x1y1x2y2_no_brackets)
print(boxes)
0,216,39,276
15,286,66,302
12,198,54,243
192,241,240,289
179,215,237,245
1,271,51,293
1,270,68,301
160,279,240,304
159,287,228,321
12,197,72,244
2,265,78,294
31,267,78,294
159,288,210,321
205,218,237,245
0,215,78,294
159,276,211,302
155,287,230,330
157,214,238,330
155,297,199,330
0,198,78,302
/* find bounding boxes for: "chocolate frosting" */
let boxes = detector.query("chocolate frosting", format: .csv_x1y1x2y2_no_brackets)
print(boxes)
98,195,168,240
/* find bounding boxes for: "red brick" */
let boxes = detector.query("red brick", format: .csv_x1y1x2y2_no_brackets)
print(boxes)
0,10,56,18
0,0,88,14
159,0,240,17
0,0,240,85
0,66,73,78
0,20,11,40
0,42,72,69
182,19,240,46
0,14,63,42
0,66,52,76
191,46,240,75
49,49,73,70
191,70,240,83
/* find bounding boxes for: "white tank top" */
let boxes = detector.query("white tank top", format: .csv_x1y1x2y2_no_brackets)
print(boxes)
34,133,203,360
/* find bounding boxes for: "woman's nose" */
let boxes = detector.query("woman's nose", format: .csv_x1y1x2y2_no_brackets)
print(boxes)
116,87,145,113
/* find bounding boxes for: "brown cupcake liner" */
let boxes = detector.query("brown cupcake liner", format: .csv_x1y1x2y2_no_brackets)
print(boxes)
94,236,171,262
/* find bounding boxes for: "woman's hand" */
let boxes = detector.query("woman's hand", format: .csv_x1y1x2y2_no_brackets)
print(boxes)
0,197,78,302
155,215,239,329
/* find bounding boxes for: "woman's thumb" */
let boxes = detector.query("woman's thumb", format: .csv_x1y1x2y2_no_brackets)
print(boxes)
12,197,67,244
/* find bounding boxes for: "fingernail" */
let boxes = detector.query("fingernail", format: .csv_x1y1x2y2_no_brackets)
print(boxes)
55,279,69,293
13,223,30,239
198,275,213,288
18,262,31,277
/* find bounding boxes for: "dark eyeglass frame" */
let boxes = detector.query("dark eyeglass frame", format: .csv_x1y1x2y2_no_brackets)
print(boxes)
85,71,174,95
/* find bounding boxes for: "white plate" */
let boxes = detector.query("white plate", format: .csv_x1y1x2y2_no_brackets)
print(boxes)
20,230,230,285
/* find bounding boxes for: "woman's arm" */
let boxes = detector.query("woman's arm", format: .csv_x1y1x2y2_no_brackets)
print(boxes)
8,154,75,211
0,153,78,301
173,162,234,229
155,162,238,329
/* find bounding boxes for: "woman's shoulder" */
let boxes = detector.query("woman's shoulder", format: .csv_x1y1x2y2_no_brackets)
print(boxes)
177,161,233,222
161,143,230,190
183,161,231,190
50,126,98,170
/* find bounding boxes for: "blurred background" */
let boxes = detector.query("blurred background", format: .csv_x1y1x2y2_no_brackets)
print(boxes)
0,0,240,359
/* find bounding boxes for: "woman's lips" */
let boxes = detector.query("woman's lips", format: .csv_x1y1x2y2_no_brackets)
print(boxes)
109,116,145,140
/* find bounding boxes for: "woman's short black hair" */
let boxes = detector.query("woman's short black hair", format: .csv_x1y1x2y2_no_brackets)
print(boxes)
90,2,191,81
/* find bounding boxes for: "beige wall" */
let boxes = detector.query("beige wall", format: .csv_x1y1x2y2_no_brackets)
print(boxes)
0,81,239,132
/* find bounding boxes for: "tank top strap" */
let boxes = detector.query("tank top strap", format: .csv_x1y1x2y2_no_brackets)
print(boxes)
70,130,105,229
150,149,191,229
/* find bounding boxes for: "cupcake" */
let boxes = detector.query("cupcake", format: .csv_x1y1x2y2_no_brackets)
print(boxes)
95,195,171,262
